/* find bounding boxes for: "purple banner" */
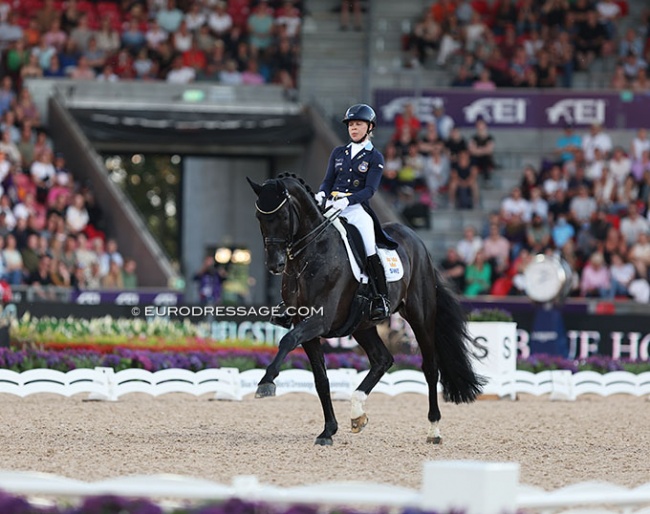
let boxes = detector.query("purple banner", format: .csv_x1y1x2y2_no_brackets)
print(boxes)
374,89,650,129
71,290,182,305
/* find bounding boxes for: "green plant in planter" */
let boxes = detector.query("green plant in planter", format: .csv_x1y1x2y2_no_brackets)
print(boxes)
467,308,514,322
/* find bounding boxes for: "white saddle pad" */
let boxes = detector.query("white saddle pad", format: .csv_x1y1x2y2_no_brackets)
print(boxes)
331,218,404,283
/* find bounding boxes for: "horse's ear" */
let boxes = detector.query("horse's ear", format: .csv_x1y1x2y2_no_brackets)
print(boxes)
246,177,263,196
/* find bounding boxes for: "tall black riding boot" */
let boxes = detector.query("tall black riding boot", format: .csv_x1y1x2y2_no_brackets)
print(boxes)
366,254,390,321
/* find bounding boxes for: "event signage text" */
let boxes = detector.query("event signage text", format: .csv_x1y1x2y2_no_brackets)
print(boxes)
374,89,648,129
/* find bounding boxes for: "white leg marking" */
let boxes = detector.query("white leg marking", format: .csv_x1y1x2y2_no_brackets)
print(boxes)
427,421,441,440
350,390,367,419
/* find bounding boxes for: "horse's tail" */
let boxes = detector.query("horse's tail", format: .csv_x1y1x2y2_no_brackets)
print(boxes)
434,269,486,403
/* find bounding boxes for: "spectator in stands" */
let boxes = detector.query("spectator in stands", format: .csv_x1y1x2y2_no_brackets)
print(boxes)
551,212,575,249
65,193,90,235
0,129,21,166
166,55,196,83
340,0,363,31
44,54,66,78
5,40,30,81
248,1,274,56
606,252,636,298
96,18,121,56
464,249,492,296
473,68,496,90
145,19,169,53
194,255,226,305
543,164,569,197
241,59,266,85
276,1,302,41
445,126,467,163
408,10,442,66
84,38,107,74
122,258,138,289
21,233,40,276
61,0,81,32
2,233,22,285
157,0,184,34
468,118,495,183
208,1,233,39
575,9,609,70
102,260,124,289
456,225,483,265
20,53,44,82
432,100,454,141
555,122,582,164
30,149,56,204
620,202,650,246
450,66,475,87
70,14,94,52
622,51,647,82
526,212,552,255
392,103,421,143
50,258,72,288
448,149,479,209
381,142,401,197
580,251,611,297
220,59,243,85
172,21,193,53
630,232,650,280
0,11,24,51
529,186,549,219
483,222,511,278
632,151,650,183
631,128,650,163
596,0,621,39
632,69,650,93
44,19,68,54
417,122,443,157
440,246,466,293
569,184,598,227
69,56,96,80
422,145,449,205
501,186,531,223
122,18,147,54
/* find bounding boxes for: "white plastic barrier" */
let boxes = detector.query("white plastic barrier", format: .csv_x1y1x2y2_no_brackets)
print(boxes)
1,367,650,400
2,461,650,514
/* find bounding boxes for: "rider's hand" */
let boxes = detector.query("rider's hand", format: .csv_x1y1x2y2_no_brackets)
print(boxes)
331,197,349,211
314,191,326,204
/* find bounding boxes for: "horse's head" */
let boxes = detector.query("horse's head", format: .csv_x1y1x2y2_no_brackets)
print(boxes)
248,175,321,275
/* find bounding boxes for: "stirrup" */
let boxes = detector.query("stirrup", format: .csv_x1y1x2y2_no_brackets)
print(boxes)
369,296,390,321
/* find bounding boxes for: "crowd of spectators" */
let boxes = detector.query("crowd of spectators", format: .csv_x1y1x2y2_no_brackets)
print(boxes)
0,73,138,294
0,0,303,97
380,101,496,226
405,0,650,91
439,122,650,303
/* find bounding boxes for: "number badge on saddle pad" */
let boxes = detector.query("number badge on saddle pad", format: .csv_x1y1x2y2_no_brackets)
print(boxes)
358,161,368,172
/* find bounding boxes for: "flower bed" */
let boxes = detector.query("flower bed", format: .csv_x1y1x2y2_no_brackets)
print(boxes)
0,495,438,514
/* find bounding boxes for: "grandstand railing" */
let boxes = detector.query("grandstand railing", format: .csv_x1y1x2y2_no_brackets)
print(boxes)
1,461,650,514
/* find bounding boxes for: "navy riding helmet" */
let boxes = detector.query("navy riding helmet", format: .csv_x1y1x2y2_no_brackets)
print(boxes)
341,104,377,129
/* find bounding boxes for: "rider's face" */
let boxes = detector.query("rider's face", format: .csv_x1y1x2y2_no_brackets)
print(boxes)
348,120,369,141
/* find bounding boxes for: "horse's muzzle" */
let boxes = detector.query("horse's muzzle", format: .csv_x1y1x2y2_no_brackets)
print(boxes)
267,261,285,275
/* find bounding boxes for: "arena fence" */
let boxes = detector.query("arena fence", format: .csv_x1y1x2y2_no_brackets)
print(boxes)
0,368,650,401
1,461,650,514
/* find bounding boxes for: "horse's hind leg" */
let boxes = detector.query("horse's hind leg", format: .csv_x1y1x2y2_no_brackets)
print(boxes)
403,305,443,444
349,327,394,433
302,338,338,446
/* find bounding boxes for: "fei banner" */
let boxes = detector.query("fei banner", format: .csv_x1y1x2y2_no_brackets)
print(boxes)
374,89,649,129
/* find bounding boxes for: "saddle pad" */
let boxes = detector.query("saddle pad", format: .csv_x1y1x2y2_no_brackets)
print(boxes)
331,218,404,283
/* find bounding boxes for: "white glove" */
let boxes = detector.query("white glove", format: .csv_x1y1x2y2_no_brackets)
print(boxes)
331,197,349,211
314,191,326,204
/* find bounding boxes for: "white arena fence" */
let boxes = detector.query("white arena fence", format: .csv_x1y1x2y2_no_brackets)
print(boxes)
1,367,650,401
1,461,650,514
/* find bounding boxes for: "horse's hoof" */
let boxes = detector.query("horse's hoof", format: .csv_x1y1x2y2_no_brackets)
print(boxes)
351,414,368,433
426,436,442,444
255,383,276,398
315,437,333,446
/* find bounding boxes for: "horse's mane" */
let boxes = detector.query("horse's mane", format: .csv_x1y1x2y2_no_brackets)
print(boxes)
275,173,318,208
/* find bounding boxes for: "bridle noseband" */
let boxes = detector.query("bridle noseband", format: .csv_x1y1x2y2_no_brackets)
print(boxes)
256,184,338,261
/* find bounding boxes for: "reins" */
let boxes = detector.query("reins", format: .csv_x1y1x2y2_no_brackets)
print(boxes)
255,185,340,261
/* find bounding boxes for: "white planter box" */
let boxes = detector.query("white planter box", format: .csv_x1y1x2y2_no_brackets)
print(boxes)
467,321,518,399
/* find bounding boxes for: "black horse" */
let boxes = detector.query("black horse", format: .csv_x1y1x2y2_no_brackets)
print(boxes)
247,174,484,445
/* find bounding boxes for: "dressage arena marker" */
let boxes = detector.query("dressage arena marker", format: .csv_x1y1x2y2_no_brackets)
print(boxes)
2,461,650,514
1,367,650,400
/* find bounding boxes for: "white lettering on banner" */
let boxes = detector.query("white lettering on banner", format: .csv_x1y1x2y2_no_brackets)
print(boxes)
76,292,101,305
115,292,139,305
153,293,179,305
611,332,650,360
517,329,530,359
545,99,606,125
463,98,526,124
210,321,288,345
567,330,600,358
379,96,443,124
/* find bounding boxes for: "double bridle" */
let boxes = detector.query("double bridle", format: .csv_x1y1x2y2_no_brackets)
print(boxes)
255,186,338,261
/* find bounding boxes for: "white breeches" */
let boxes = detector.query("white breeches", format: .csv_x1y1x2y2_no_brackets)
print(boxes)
327,201,376,256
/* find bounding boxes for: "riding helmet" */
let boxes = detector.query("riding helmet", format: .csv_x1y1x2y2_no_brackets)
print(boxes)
342,104,376,128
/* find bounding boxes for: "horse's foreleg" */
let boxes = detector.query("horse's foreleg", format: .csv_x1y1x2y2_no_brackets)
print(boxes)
302,338,338,446
256,317,327,397
349,328,394,433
